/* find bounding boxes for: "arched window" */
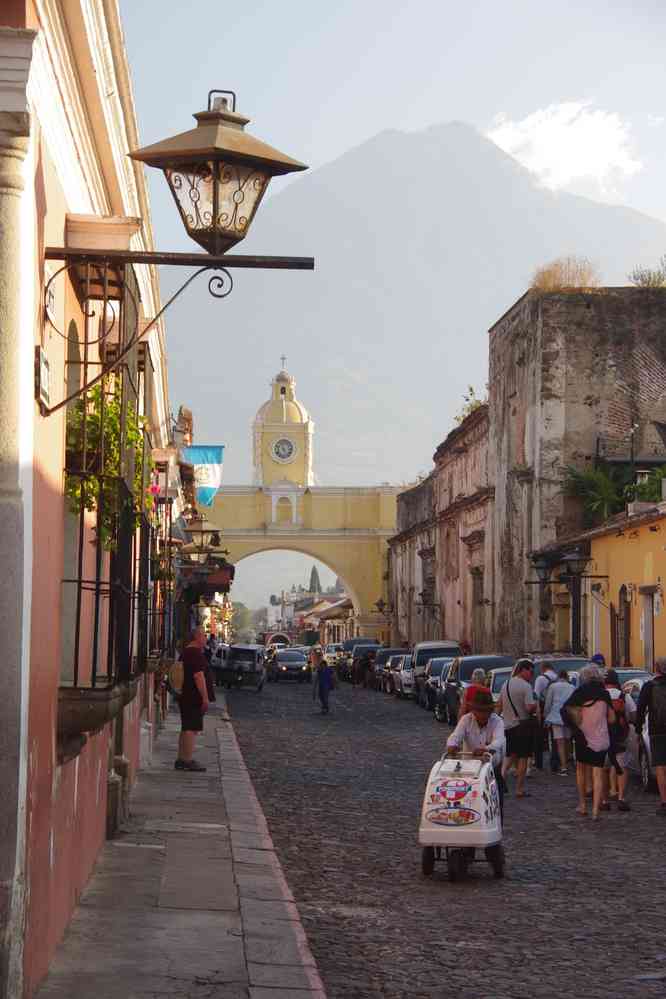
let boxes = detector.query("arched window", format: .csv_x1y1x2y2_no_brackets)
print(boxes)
276,496,293,525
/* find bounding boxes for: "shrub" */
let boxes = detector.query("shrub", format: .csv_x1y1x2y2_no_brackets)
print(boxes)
627,255,666,287
531,255,601,292
453,385,487,425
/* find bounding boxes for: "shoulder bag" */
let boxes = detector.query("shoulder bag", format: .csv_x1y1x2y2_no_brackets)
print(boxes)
506,680,539,738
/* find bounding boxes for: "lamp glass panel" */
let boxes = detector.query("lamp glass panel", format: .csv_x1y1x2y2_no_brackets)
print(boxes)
165,163,215,234
216,162,269,239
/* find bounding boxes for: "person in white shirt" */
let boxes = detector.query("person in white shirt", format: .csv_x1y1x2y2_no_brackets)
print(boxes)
544,669,576,775
447,688,506,815
534,661,559,771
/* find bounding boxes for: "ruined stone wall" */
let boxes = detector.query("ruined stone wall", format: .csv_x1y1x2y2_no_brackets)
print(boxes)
389,475,436,644
489,288,666,654
434,406,493,648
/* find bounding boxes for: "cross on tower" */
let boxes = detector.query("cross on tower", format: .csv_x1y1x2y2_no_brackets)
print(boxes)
280,354,287,369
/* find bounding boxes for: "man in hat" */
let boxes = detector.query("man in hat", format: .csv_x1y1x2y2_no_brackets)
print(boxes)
446,688,506,815
446,688,505,762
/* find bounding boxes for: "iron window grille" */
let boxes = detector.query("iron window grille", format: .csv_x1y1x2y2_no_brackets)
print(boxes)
59,263,153,689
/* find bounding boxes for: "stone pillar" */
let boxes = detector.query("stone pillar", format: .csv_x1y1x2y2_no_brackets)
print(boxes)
0,26,37,999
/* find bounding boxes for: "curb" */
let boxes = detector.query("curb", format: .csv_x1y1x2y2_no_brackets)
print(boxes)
216,715,328,998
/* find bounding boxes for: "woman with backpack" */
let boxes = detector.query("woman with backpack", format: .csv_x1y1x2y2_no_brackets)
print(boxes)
601,668,636,812
563,664,616,820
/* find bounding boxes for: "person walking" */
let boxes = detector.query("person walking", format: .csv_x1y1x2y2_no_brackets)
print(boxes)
601,668,636,812
497,658,537,798
563,664,615,820
313,649,335,714
175,627,210,772
543,669,575,775
460,668,489,716
534,660,559,771
634,657,666,816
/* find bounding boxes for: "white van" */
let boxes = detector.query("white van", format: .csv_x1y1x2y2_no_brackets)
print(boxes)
411,639,461,704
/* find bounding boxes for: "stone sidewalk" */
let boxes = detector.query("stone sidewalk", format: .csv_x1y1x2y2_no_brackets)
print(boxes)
36,702,326,999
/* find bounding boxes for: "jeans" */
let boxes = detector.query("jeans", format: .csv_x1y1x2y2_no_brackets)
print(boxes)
318,687,330,713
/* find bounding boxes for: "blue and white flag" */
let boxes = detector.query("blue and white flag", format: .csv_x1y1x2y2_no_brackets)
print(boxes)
182,445,225,508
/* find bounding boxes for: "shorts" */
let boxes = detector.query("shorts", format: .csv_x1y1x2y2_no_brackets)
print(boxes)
651,734,666,767
551,724,571,741
179,699,204,732
506,725,534,759
576,744,607,768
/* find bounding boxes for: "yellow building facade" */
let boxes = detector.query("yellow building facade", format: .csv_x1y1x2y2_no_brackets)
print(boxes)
210,367,398,637
585,508,666,669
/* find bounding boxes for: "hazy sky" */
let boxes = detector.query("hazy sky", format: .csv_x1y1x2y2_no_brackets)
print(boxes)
120,0,666,606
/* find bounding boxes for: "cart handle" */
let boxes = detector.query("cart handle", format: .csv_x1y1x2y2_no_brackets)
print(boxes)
442,750,493,762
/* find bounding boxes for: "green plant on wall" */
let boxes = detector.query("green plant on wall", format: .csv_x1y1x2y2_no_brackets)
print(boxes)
65,380,153,549
563,465,629,527
630,465,666,503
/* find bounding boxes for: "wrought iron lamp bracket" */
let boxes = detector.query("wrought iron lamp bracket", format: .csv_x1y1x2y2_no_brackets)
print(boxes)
41,247,314,418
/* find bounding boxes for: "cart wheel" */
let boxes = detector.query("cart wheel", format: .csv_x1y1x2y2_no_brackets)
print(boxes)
447,849,466,882
421,846,435,877
485,843,505,879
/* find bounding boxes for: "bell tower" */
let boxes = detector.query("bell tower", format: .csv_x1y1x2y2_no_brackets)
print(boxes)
252,362,314,489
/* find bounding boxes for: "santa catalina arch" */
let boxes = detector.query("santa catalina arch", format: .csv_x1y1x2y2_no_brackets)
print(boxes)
210,365,398,636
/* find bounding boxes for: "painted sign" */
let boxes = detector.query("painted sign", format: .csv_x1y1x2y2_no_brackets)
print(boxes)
426,806,480,826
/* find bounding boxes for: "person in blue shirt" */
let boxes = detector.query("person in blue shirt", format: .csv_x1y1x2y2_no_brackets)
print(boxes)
312,649,335,714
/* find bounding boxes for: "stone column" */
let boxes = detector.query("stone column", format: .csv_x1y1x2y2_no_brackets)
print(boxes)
0,26,36,999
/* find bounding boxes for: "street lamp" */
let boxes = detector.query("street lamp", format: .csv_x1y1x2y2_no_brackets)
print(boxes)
181,514,223,565
130,91,307,255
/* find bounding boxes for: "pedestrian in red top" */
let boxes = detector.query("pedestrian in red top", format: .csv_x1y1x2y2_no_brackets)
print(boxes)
175,627,210,772
461,668,489,715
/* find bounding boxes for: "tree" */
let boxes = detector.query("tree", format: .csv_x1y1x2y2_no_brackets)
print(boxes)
627,256,666,288
231,602,253,642
531,255,600,292
309,565,322,594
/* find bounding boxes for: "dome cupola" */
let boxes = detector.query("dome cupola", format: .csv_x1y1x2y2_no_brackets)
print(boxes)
252,360,314,487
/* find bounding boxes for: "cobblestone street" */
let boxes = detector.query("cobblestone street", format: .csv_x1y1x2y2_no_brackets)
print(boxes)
228,680,666,999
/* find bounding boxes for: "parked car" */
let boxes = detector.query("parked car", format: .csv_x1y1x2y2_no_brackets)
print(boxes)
422,657,454,711
382,654,406,693
274,649,311,683
440,654,515,724
225,645,266,691
412,640,462,705
324,643,343,665
339,638,380,680
373,648,407,691
525,654,592,688
486,665,514,704
622,673,657,791
394,654,414,697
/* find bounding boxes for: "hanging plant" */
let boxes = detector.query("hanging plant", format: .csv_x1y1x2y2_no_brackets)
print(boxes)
64,379,154,549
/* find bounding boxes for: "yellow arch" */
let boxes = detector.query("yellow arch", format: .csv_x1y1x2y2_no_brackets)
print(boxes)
230,543,364,615
210,485,398,637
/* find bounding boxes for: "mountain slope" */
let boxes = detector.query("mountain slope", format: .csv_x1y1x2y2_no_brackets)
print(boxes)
164,122,666,485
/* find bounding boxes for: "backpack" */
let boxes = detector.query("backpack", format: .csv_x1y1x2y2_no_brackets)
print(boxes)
167,660,184,698
609,689,629,744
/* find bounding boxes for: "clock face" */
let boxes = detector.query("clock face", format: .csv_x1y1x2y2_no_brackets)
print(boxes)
272,437,296,462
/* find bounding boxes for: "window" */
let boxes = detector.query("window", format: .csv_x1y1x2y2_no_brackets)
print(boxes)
60,266,152,688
